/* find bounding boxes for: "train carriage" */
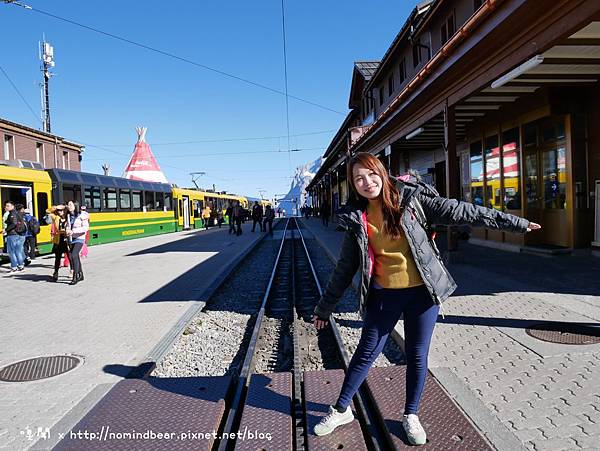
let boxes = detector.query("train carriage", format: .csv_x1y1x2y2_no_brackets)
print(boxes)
2,163,263,260
0,165,53,254
47,169,175,245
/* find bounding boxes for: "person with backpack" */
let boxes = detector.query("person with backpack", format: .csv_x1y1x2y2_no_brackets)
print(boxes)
311,152,541,443
3,200,27,272
18,206,40,265
66,201,89,285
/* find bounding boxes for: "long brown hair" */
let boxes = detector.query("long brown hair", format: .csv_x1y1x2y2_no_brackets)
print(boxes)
347,152,404,238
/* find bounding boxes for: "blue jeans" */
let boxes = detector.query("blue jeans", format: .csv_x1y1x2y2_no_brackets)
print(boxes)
336,284,439,415
6,235,26,269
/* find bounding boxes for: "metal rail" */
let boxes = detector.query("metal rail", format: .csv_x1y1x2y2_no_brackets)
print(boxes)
216,218,291,451
295,219,388,451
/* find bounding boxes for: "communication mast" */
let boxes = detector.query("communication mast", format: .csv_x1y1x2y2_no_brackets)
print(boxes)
39,37,55,133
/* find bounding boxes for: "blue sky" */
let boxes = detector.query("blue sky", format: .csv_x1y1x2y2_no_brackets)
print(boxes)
1,0,419,201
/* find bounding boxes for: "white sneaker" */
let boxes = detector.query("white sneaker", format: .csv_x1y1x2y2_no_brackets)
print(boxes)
403,414,427,445
313,405,354,436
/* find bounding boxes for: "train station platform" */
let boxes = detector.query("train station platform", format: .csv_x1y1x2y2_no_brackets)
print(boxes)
0,226,266,450
301,217,600,451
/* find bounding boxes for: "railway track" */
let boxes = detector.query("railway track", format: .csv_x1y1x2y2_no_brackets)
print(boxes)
55,217,493,451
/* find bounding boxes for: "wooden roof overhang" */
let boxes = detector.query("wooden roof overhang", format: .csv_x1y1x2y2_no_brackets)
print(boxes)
351,0,600,156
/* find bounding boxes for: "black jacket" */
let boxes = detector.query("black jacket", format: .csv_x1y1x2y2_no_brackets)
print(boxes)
3,210,23,236
313,177,530,320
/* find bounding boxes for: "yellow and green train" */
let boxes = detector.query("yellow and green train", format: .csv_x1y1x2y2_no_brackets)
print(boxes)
0,165,270,256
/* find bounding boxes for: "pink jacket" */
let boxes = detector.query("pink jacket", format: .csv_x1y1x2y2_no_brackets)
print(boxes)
69,211,90,240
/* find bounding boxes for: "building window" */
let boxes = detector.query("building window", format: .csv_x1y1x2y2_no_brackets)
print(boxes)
399,58,406,83
379,86,384,106
474,0,484,11
412,38,421,68
441,12,455,45
502,128,521,211
62,151,68,169
36,143,43,163
388,75,394,96
4,135,13,160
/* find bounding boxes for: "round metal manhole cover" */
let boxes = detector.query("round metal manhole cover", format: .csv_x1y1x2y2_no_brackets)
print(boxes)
0,355,81,382
526,322,600,345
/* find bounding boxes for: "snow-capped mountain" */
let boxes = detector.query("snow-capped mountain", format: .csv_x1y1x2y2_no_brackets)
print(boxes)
277,157,322,215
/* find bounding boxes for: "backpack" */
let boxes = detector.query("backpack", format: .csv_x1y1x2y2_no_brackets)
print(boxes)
28,216,41,235
14,212,27,235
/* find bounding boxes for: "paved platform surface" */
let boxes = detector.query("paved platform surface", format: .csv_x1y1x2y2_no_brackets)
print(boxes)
0,226,265,450
301,217,600,451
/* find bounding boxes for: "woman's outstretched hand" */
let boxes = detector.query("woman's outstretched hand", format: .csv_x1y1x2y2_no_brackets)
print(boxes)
526,222,541,232
312,314,329,330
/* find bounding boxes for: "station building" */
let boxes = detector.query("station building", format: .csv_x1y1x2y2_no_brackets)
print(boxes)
1,117,84,171
307,0,600,252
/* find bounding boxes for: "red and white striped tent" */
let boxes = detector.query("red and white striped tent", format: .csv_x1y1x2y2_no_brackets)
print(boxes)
123,127,168,183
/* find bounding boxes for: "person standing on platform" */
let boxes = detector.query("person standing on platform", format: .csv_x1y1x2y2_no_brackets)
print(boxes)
263,204,275,235
18,206,40,265
49,205,69,281
202,204,212,230
66,201,89,285
3,200,27,272
226,202,235,234
232,201,243,236
311,152,541,444
251,201,264,232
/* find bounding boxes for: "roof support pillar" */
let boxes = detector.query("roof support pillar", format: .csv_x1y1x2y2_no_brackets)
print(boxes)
444,101,459,252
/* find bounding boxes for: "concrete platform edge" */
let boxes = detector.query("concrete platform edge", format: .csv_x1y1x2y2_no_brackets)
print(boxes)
431,367,527,451
30,383,114,451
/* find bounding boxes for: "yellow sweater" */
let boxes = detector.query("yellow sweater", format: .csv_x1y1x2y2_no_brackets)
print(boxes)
366,203,424,289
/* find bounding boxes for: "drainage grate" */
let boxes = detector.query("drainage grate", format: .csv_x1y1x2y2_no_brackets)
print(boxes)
526,322,600,345
0,355,81,382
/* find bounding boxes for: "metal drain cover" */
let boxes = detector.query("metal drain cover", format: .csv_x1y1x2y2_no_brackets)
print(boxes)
526,322,600,345
0,355,81,382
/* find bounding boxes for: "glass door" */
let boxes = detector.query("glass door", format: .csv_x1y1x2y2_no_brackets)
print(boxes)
523,147,543,245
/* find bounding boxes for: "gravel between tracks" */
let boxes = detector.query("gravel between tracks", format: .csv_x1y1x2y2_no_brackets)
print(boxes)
152,235,282,377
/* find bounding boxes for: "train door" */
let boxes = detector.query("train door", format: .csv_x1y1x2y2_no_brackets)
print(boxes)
182,195,190,229
1,183,34,212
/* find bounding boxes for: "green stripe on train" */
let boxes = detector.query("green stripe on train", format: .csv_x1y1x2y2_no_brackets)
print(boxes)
90,216,175,227
88,221,177,245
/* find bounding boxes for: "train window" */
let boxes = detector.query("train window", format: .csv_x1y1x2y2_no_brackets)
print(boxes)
155,192,164,211
119,189,131,210
164,193,172,211
37,192,49,219
193,200,202,218
144,191,155,211
62,184,82,204
84,186,101,211
131,190,142,210
103,188,117,210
